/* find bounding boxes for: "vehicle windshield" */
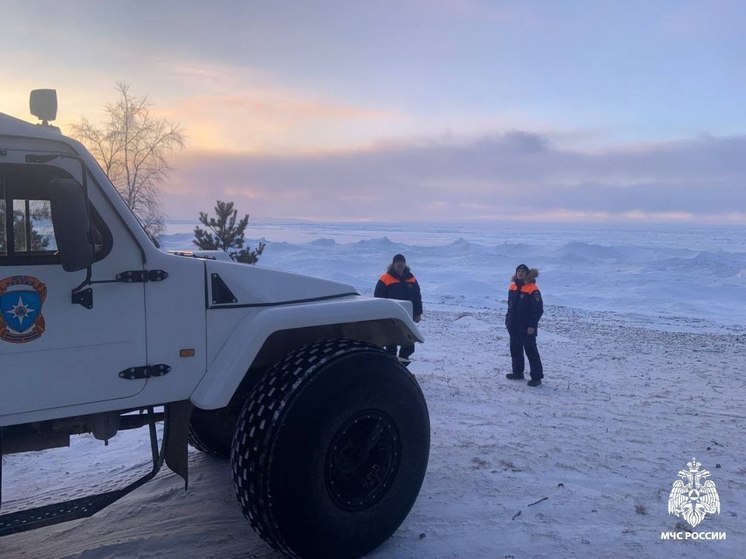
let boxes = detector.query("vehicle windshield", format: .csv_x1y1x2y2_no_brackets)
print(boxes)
83,154,161,248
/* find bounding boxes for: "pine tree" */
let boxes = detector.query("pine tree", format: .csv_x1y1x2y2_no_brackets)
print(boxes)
193,200,265,264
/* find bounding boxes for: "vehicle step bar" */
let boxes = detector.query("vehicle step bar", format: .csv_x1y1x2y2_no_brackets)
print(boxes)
0,479,155,537
0,407,164,537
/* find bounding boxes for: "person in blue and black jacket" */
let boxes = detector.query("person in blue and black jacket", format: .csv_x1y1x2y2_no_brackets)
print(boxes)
505,263,544,386
374,253,422,360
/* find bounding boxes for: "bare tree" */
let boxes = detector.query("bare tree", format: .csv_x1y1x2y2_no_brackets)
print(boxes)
71,82,185,238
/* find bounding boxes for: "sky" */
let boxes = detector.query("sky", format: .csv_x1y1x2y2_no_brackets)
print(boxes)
2,0,745,224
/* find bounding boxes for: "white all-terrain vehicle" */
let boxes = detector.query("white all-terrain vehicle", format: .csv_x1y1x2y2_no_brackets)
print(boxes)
0,91,429,558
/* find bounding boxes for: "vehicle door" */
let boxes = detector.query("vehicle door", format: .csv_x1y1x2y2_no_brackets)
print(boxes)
0,157,148,418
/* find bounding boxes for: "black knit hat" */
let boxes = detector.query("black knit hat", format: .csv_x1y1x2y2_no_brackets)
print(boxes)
393,253,406,264
515,263,529,273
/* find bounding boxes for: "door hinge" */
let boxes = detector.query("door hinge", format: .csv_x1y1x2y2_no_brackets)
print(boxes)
118,364,171,380
116,270,169,283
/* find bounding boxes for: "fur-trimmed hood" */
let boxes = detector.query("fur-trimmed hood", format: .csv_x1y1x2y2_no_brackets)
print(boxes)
387,264,412,277
511,268,539,283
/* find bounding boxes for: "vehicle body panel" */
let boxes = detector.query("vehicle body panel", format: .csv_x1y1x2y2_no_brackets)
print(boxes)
0,111,423,427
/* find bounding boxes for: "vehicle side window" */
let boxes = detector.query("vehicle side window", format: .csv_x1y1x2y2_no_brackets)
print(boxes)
12,198,57,255
0,164,111,266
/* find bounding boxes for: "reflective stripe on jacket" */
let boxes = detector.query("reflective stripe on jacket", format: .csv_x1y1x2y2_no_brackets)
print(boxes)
374,267,423,317
506,280,543,331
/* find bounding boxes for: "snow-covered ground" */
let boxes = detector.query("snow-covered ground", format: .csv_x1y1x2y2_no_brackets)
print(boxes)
3,221,745,558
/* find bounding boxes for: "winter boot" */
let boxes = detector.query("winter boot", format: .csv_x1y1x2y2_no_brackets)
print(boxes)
527,379,542,387
506,373,525,380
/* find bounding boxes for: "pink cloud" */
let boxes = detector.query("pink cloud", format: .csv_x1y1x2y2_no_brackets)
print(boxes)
162,129,746,224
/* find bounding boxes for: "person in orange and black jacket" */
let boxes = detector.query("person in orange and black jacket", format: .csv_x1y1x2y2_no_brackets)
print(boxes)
374,253,422,360
505,263,544,386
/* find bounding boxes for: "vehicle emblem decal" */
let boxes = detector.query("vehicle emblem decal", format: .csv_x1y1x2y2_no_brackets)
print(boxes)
0,275,47,343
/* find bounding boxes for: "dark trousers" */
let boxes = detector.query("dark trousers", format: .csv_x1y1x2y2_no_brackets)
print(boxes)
386,344,415,359
509,331,543,380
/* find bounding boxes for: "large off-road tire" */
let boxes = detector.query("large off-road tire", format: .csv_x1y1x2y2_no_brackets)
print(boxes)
187,406,239,459
231,340,430,559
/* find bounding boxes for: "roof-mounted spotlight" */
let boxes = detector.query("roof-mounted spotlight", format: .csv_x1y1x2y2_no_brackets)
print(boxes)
30,89,58,126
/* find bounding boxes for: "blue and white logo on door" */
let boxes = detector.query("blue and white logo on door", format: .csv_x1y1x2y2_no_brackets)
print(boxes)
2,290,40,328
0,276,47,343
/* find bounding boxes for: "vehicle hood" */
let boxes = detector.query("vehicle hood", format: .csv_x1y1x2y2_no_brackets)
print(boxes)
205,260,359,307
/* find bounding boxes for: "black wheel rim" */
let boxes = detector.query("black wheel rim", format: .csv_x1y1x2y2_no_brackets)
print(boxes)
325,410,400,511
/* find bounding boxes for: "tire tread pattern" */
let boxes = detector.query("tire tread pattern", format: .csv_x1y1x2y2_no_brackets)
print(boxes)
187,423,228,458
231,339,394,557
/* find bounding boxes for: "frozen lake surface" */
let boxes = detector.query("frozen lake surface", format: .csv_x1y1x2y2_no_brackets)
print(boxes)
4,219,744,559
164,219,746,332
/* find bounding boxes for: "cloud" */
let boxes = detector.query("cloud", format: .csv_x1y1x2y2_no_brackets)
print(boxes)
156,93,400,153
164,130,746,223
138,58,408,154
